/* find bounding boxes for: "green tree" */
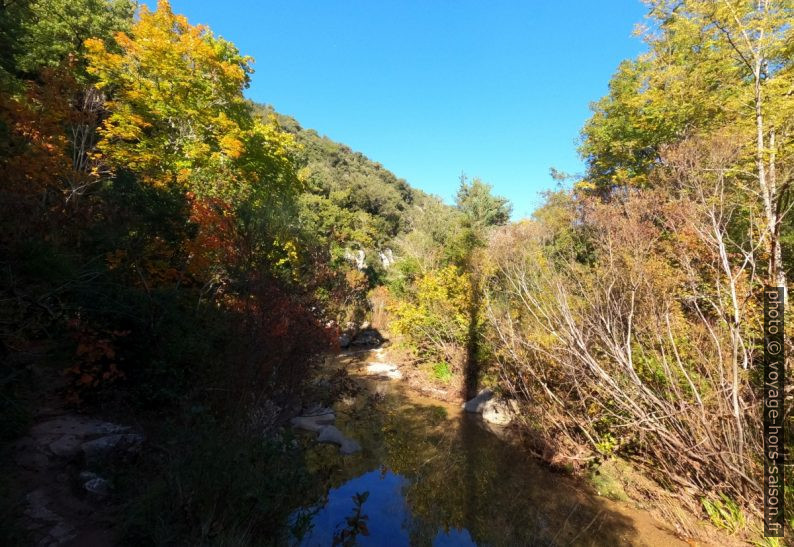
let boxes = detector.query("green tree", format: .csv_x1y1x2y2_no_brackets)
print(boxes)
14,0,134,79
580,0,794,289
455,175,512,229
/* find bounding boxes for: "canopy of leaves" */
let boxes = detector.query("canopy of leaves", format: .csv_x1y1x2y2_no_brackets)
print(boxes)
12,0,134,80
85,0,301,209
579,0,793,194
455,176,512,228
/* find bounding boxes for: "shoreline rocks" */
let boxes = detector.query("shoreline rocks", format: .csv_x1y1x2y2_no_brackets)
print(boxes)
463,388,517,426
290,410,336,434
317,425,362,455
290,407,361,455
365,362,402,380
481,399,518,426
462,388,494,413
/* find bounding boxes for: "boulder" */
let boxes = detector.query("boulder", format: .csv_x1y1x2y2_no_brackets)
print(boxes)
290,413,335,434
317,425,361,455
481,399,516,426
28,417,132,462
48,435,83,459
351,329,383,347
83,477,111,499
462,388,494,413
79,471,100,482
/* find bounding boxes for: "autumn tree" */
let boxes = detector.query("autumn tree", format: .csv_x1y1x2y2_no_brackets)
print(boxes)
581,0,794,291
85,0,303,279
85,1,299,199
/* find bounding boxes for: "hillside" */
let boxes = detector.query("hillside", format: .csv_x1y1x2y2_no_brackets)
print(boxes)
255,104,434,249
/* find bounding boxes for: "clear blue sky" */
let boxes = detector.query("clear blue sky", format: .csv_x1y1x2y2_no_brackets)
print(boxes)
148,1,648,219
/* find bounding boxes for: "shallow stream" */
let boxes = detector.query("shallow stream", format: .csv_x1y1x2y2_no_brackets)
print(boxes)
290,350,684,546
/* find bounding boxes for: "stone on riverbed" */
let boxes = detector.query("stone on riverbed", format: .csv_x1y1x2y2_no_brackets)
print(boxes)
481,399,517,426
365,362,402,380
351,329,383,347
317,425,361,455
81,433,144,465
290,408,361,455
462,388,494,413
464,389,518,425
290,412,336,434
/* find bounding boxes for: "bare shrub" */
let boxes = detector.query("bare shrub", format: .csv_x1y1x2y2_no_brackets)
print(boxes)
484,136,767,507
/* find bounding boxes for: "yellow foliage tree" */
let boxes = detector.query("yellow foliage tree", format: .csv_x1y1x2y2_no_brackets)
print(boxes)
389,265,471,364
85,0,304,277
85,0,300,205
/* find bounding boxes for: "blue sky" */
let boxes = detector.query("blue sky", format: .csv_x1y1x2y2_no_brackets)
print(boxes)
148,1,648,218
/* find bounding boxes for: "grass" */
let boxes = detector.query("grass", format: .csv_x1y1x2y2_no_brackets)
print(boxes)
701,494,745,535
431,361,453,383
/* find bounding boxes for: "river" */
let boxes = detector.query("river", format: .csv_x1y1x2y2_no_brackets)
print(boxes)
289,349,687,546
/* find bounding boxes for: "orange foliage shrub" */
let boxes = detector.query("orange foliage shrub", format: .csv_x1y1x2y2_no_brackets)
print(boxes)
64,317,128,404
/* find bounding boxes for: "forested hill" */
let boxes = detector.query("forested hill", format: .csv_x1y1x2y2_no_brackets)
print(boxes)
254,103,432,248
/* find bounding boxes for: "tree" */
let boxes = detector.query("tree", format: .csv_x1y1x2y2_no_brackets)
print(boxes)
455,175,512,229
85,0,299,203
14,0,134,80
580,0,794,292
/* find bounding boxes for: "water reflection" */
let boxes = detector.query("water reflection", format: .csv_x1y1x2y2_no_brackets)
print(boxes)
294,467,479,547
292,372,642,546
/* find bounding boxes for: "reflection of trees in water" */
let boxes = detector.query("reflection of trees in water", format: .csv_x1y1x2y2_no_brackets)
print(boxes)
373,395,637,545
298,379,640,546
332,491,370,546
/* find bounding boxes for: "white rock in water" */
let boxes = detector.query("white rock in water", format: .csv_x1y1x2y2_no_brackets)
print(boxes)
317,425,361,455
290,413,335,433
83,477,111,498
462,388,494,413
481,399,516,426
365,362,402,379
81,433,143,465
